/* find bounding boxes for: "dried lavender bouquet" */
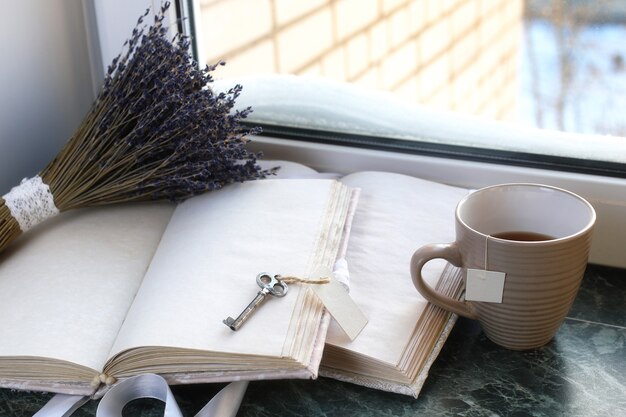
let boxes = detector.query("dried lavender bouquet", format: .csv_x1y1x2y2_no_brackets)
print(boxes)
0,3,271,254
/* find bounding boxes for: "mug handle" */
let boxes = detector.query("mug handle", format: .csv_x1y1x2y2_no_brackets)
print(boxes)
410,243,478,320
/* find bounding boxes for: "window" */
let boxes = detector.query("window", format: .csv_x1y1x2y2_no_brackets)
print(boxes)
189,0,626,176
89,1,626,268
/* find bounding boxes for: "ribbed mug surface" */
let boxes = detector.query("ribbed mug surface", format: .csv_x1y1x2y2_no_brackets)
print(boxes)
457,219,593,350
411,183,596,350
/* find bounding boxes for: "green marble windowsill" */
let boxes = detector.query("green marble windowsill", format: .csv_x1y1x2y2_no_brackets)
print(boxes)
1,264,624,416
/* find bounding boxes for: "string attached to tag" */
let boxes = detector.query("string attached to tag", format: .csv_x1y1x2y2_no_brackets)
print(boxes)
222,260,367,340
222,271,333,331
484,233,490,270
278,275,330,284
465,234,506,303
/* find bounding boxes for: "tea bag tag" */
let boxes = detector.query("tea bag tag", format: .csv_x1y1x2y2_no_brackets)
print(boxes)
465,234,505,303
310,263,368,341
465,269,506,302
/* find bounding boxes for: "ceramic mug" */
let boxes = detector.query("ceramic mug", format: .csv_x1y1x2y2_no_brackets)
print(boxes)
410,183,596,350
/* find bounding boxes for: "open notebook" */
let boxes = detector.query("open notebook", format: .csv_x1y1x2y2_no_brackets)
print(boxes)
267,162,467,397
0,178,354,396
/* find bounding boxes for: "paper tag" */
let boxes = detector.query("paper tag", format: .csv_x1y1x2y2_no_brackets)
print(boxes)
465,269,506,303
311,275,368,341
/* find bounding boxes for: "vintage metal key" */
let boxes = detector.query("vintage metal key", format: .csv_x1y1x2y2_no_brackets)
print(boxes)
223,273,289,331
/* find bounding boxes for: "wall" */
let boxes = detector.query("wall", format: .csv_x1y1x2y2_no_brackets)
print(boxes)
199,0,522,122
0,1,95,194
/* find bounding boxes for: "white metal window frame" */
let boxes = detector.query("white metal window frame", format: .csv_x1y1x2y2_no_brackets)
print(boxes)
88,0,626,268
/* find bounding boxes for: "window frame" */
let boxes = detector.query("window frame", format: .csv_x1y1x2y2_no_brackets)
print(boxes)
251,122,626,179
88,0,626,268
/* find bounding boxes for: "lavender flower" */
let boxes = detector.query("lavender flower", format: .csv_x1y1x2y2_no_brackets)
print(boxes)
0,2,271,255
41,1,273,207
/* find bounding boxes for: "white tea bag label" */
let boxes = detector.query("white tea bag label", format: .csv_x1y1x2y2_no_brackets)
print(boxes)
311,276,368,341
465,269,506,303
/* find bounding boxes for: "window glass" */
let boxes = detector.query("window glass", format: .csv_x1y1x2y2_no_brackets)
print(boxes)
192,0,626,169
521,0,626,136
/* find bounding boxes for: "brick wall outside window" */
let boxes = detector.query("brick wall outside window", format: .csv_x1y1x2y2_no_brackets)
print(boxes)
199,0,523,121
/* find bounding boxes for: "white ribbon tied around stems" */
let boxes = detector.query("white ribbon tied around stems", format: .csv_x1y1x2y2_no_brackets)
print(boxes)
2,176,60,231
33,375,249,417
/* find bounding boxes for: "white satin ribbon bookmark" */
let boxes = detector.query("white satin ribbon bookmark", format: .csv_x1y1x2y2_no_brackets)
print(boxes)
33,374,248,417
33,394,89,417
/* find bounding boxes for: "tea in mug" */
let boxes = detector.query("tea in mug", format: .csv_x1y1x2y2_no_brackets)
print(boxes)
491,231,555,242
